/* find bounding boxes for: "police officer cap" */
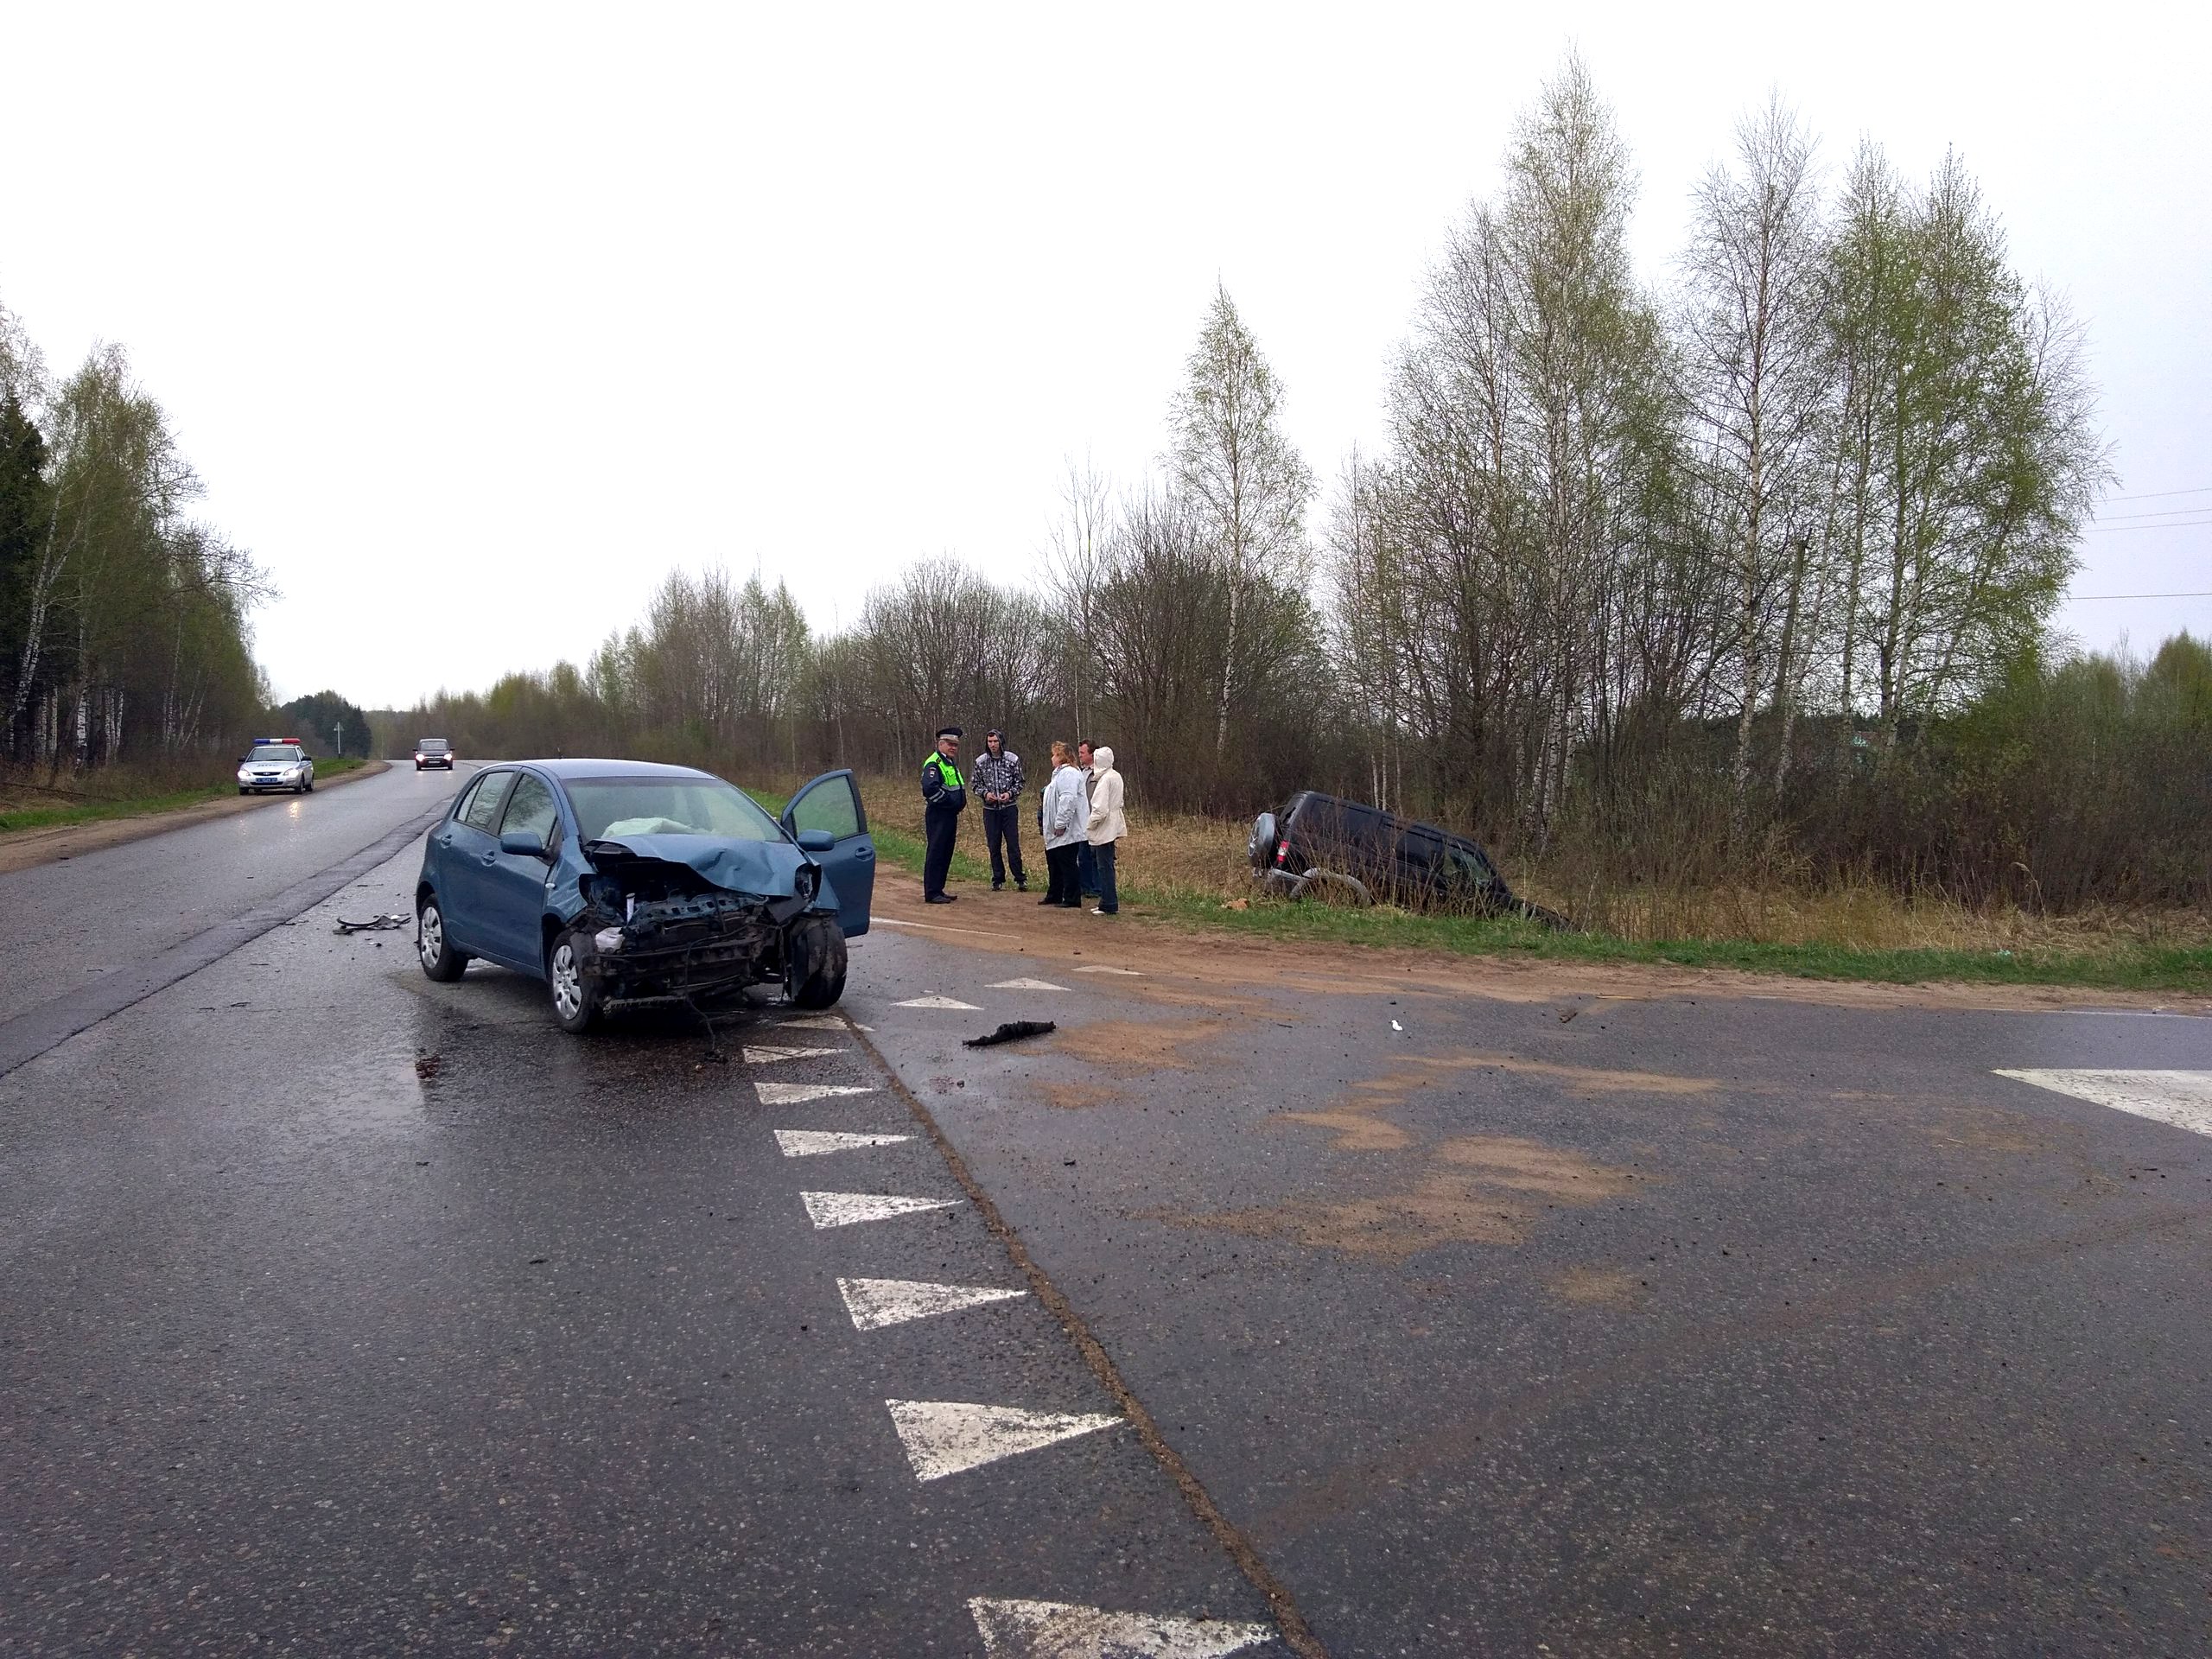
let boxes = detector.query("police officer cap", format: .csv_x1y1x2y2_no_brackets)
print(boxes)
936,724,963,740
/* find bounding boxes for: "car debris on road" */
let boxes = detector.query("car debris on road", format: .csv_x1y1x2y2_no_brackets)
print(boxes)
963,1020,1057,1048
334,912,409,933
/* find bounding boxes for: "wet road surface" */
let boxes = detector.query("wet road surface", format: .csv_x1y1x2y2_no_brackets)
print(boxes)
3,818,2208,1656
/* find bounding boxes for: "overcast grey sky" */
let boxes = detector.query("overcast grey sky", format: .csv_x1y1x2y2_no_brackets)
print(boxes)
3,2,2206,709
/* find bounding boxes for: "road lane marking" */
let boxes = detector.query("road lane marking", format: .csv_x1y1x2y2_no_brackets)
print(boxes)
837,1276,1026,1331
884,1400,1121,1481
969,1598,1274,1658
874,915,995,937
777,1014,849,1030
754,1082,877,1105
988,977,1069,991
741,1044,842,1064
773,1130,912,1157
1993,1069,2212,1139
801,1192,959,1229
894,995,982,1010
1072,965,1141,976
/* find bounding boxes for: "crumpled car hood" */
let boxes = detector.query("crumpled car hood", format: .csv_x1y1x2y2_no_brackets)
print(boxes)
583,834,808,898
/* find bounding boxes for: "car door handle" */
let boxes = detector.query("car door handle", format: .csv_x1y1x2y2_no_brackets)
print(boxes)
480,851,498,866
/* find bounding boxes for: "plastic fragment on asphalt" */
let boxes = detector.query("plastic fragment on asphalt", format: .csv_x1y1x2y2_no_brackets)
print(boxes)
963,1020,1056,1049
333,912,407,933
1993,1069,2212,1140
754,1082,876,1105
800,1192,958,1229
969,1598,1274,1657
884,1400,1120,1480
837,1277,1026,1331
773,1130,912,1157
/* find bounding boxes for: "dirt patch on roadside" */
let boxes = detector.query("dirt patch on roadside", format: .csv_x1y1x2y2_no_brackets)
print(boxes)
1158,1132,1649,1263
1047,1016,1227,1071
871,884,2209,1017
1278,1109,1414,1152
1548,1266,1649,1308
0,760,393,875
1036,1080,1128,1111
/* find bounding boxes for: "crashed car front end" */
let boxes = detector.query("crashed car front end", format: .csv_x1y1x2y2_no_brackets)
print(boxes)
571,836,828,1006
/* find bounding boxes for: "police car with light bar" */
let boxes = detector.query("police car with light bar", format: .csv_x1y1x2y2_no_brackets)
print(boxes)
237,739,315,794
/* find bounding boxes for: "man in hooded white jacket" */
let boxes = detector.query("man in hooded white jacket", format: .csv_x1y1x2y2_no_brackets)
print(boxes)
1084,744,1125,916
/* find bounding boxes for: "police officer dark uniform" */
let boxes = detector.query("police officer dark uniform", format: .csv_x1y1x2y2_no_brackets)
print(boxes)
919,725,967,903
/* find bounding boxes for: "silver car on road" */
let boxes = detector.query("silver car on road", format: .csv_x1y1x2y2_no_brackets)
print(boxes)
236,741,315,794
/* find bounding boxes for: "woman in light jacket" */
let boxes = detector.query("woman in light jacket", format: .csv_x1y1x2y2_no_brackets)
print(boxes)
1084,744,1126,916
1039,741,1086,909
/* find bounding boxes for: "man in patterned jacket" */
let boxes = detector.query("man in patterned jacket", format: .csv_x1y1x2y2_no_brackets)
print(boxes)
969,728,1027,892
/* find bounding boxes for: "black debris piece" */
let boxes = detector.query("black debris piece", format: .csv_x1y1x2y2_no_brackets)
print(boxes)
334,912,408,934
963,1020,1057,1049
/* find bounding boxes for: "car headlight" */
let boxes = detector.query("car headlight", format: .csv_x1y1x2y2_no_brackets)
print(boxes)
236,770,250,782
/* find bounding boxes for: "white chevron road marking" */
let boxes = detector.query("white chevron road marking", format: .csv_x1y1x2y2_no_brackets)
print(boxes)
988,977,1069,991
894,995,982,1010
836,1277,1026,1331
969,1598,1274,1658
741,1044,842,1064
1993,1069,2212,1139
1071,965,1141,976
800,1192,958,1229
773,1130,912,1157
884,1399,1121,1481
753,1082,877,1105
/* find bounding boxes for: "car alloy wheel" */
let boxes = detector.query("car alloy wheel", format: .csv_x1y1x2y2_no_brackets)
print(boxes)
550,942,583,1020
418,906,445,969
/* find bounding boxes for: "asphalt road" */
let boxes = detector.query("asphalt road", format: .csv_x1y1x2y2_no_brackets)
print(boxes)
3,808,2208,1656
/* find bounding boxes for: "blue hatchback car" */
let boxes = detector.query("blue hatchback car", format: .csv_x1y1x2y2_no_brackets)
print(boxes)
414,760,874,1033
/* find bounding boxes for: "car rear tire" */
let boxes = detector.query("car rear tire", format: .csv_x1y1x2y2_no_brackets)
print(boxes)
786,914,848,1009
548,930,601,1033
417,898,468,982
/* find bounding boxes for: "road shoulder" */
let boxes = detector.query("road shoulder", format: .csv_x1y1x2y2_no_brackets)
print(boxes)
0,759,392,875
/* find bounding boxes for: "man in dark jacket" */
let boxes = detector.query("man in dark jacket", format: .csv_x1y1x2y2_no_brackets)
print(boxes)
919,726,966,904
969,728,1027,892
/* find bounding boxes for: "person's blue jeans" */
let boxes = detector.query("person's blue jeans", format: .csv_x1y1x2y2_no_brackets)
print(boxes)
1091,840,1117,914
1077,842,1099,896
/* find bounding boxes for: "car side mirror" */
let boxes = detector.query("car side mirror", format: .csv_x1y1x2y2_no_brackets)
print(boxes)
796,828,836,853
499,830,550,858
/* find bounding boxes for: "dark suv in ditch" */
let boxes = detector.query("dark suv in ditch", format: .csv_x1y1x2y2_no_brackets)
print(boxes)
1248,790,1567,926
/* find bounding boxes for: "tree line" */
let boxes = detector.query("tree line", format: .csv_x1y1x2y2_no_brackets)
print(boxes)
0,301,269,771
397,57,2206,911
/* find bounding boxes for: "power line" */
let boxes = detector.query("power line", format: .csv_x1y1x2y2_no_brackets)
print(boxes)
2068,590,2212,601
2091,505,2212,524
2104,485,2212,504
2082,518,2212,534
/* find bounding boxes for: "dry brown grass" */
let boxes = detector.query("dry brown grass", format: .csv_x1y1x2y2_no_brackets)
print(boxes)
806,771,2212,960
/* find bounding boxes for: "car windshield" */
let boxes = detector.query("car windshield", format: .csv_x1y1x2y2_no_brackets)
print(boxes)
567,777,782,842
418,739,448,749
248,745,302,762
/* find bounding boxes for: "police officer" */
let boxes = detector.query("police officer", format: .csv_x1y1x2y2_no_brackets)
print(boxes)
919,725,967,903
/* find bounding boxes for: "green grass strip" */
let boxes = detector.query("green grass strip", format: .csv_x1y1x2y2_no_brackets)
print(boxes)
0,755,372,836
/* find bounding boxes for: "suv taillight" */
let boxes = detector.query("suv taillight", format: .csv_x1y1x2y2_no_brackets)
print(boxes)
1274,839,1289,865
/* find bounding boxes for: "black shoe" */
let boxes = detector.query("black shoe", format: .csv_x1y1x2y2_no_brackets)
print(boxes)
925,893,955,905
1015,880,1027,892
1037,896,1057,906
991,882,1003,891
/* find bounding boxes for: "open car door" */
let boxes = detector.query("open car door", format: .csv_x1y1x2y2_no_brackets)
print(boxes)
781,769,875,937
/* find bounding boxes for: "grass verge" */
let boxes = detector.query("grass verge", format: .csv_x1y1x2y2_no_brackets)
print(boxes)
743,776,2211,995
0,755,369,836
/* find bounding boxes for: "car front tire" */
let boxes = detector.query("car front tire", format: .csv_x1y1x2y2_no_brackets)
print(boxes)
786,914,848,1009
417,898,468,982
548,931,601,1033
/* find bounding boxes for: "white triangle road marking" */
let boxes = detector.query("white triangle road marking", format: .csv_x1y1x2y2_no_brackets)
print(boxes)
778,1014,848,1030
837,1277,1026,1331
1072,965,1141,976
754,1082,878,1105
1993,1069,2212,1139
988,977,1070,991
969,1598,1275,1658
774,1130,912,1158
885,1399,1121,1481
741,1044,842,1064
894,995,982,1010
801,1192,959,1229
